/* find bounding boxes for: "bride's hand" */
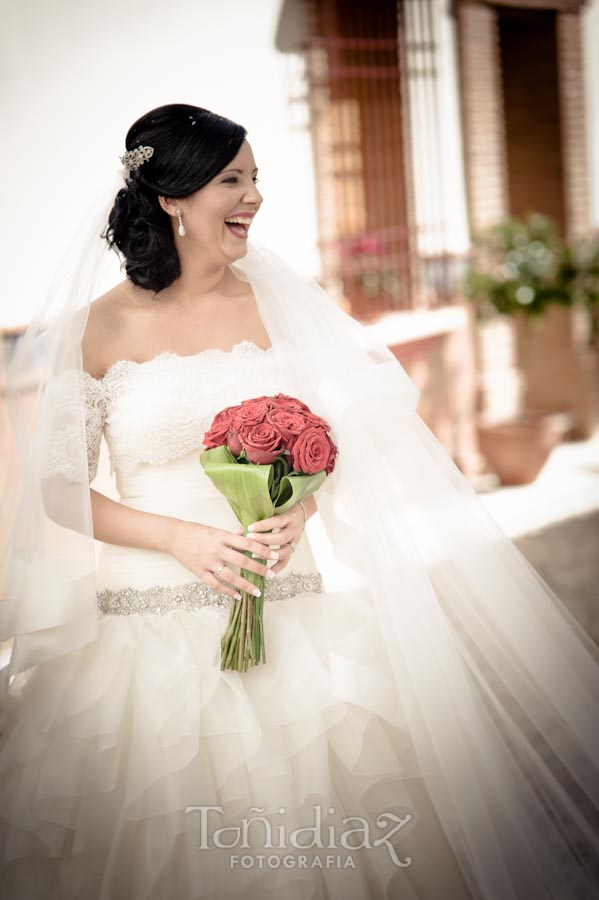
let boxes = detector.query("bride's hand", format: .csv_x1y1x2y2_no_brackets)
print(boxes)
167,521,280,600
235,503,305,575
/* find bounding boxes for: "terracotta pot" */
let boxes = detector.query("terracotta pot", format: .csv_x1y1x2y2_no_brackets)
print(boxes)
478,411,574,485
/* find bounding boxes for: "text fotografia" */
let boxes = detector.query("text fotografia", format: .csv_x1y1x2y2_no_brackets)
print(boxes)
183,804,414,868
230,853,354,871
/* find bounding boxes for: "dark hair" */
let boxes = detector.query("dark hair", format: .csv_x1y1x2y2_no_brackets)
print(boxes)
103,103,247,294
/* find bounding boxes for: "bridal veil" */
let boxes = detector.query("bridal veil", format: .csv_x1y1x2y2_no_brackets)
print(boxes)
1,158,598,899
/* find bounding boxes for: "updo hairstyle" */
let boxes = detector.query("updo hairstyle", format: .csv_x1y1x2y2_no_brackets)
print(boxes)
103,103,247,294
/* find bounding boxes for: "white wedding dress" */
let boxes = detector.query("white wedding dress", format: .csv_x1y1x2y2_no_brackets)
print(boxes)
0,340,537,899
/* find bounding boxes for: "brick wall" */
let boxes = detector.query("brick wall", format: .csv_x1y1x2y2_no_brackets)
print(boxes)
456,0,598,436
455,1,509,232
557,10,593,240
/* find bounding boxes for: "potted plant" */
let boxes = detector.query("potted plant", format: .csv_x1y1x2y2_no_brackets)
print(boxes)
463,213,597,484
568,232,599,345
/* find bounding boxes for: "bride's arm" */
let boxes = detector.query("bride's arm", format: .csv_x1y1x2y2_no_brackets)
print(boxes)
302,494,317,521
90,490,318,550
90,488,176,553
89,488,275,599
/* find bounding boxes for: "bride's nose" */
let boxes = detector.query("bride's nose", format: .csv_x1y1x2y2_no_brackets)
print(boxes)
244,182,262,204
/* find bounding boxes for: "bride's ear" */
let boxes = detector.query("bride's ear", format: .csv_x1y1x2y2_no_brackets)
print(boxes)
158,195,179,218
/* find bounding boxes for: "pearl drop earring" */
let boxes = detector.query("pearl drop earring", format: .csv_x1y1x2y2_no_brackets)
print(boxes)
176,208,186,237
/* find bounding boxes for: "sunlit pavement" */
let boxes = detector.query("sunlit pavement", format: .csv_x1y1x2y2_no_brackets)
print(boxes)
477,435,599,539
476,436,599,893
478,435,599,644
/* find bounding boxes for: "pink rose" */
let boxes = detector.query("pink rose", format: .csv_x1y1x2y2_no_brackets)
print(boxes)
304,412,332,431
291,426,337,475
241,423,286,465
227,430,244,457
271,393,312,414
203,407,238,448
271,394,332,433
264,408,308,449
230,398,271,430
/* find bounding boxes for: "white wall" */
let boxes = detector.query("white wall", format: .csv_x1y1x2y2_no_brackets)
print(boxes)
404,0,471,258
5,0,593,332
0,0,319,329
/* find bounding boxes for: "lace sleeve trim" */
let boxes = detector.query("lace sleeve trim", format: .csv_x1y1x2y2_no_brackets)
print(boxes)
87,343,283,474
83,371,110,482
42,369,110,484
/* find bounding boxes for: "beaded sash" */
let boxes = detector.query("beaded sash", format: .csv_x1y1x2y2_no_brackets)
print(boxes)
97,571,324,616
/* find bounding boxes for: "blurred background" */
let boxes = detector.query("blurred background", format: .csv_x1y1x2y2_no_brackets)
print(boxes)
1,0,597,643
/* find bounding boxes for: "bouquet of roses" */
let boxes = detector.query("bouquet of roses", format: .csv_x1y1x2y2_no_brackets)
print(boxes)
200,393,338,672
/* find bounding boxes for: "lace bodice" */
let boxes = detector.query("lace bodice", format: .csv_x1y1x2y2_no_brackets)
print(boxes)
44,340,295,484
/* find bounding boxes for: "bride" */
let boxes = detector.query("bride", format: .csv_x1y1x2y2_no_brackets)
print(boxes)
0,103,597,900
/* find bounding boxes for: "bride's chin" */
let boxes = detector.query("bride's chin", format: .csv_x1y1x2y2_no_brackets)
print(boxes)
223,240,248,257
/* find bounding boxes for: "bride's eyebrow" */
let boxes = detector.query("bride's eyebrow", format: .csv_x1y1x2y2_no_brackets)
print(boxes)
221,167,259,175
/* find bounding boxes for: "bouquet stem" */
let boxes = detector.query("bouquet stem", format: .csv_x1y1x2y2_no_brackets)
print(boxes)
220,569,266,671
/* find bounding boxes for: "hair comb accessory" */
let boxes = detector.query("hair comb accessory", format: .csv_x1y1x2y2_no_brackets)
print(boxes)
119,145,154,172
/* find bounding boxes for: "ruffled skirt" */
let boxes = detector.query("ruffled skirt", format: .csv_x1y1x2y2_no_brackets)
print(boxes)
0,582,480,900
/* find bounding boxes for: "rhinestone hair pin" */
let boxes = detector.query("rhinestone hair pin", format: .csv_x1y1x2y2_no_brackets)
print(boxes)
120,145,154,172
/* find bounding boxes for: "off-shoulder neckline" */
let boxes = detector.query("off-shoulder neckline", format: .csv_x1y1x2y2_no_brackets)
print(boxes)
82,339,275,385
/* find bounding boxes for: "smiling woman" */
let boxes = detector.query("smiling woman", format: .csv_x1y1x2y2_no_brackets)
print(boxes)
102,104,263,295
157,145,261,251
1,101,598,900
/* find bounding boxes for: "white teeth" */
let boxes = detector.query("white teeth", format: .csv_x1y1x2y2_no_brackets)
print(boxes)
225,217,251,227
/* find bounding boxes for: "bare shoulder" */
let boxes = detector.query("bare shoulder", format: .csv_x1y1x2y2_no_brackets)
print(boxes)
81,280,135,379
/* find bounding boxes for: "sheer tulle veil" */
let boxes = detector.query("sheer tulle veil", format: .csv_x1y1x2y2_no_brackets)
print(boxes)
1,159,598,899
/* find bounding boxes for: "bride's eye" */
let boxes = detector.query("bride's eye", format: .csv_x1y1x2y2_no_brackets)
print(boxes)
223,177,260,184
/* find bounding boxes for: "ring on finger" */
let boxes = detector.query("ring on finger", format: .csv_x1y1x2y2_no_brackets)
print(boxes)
215,563,225,575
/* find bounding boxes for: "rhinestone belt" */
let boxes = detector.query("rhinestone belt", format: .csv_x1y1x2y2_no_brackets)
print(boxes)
97,571,324,616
